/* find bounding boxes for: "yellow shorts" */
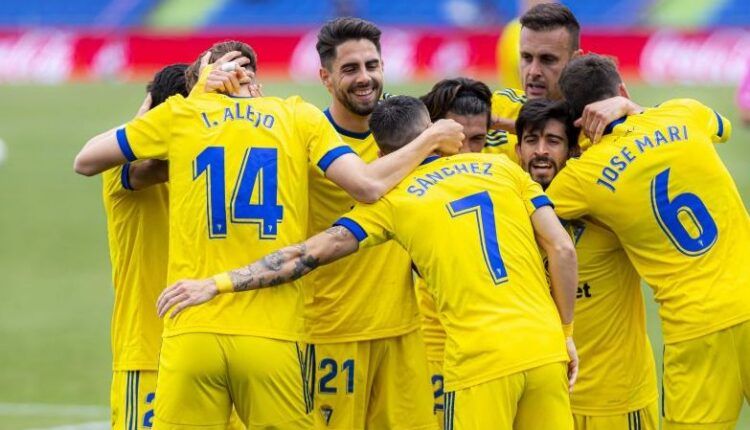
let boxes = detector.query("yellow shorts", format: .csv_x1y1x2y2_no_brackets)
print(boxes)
112,370,157,430
663,320,750,430
573,401,658,430
154,333,312,430
444,362,572,430
312,329,436,430
427,360,445,430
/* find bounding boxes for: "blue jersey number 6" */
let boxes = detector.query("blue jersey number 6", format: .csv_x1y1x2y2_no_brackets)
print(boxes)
650,167,718,256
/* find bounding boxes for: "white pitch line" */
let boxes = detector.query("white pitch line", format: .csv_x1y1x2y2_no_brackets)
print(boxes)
0,402,108,417
24,421,109,430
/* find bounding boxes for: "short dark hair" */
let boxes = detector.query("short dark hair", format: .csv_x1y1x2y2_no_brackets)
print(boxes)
420,77,492,127
316,17,382,70
520,3,581,51
516,99,579,153
559,54,622,118
147,63,189,108
369,96,430,154
185,40,258,91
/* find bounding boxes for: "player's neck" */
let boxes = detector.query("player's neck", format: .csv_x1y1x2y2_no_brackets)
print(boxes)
329,103,369,134
230,85,253,98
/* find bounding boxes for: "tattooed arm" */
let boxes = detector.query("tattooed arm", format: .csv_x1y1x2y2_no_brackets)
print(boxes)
156,225,360,318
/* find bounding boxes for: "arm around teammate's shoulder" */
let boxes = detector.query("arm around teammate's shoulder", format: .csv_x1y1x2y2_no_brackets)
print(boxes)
325,119,464,203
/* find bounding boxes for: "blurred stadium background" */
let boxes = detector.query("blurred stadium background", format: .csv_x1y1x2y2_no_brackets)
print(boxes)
0,0,749,428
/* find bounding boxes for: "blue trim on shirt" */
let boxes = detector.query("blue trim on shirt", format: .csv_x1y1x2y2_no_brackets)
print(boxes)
602,116,627,136
714,110,724,138
120,163,134,191
324,108,372,140
116,127,137,162
317,145,356,172
420,155,440,165
531,195,554,209
333,217,368,242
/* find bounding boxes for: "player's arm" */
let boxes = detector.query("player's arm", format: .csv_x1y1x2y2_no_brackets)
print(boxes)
530,205,579,391
156,225,360,318
74,127,130,176
575,96,643,144
325,119,464,203
126,160,169,190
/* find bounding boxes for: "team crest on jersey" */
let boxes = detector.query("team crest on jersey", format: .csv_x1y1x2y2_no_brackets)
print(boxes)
320,405,334,426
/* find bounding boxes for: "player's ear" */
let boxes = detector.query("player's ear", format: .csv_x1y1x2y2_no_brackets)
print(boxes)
571,48,583,59
618,82,630,99
515,141,522,159
319,67,333,91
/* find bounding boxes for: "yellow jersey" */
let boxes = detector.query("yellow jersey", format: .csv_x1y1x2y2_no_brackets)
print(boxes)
102,165,168,370
336,153,568,391
483,88,525,163
414,275,445,363
566,220,657,415
496,19,523,89
547,98,750,344
303,109,419,343
118,93,348,340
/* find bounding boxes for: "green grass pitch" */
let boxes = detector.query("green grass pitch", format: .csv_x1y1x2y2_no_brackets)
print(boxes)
0,81,748,429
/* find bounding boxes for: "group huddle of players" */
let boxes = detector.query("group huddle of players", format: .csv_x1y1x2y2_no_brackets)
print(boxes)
73,3,750,430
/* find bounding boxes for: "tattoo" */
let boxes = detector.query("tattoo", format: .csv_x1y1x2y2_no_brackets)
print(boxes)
231,264,259,292
291,254,320,280
324,225,352,240
261,250,285,271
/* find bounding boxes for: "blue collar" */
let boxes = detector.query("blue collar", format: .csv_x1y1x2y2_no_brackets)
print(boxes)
420,155,440,165
324,108,371,140
603,116,628,136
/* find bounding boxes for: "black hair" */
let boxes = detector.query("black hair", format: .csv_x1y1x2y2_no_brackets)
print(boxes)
516,99,579,153
316,17,382,69
520,3,581,51
369,96,430,154
147,63,189,108
558,54,622,119
420,77,492,127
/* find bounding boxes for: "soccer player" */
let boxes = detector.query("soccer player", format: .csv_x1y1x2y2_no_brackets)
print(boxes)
486,3,641,157
548,53,750,429
74,40,463,429
302,18,435,429
515,99,659,429
157,95,580,430
102,63,185,430
418,76,494,428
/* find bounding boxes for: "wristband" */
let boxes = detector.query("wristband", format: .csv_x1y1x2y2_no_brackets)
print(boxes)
213,273,234,294
562,322,574,338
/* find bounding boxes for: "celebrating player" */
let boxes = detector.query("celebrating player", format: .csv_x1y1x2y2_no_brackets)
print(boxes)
515,99,659,429
101,63,186,430
157,95,579,430
303,18,435,429
548,54,750,429
74,40,463,428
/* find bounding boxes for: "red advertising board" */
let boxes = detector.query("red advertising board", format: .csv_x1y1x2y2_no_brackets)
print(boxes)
0,27,747,84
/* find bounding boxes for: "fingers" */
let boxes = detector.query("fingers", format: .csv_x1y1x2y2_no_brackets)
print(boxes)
157,283,186,318
135,93,152,118
198,51,211,75
568,359,579,392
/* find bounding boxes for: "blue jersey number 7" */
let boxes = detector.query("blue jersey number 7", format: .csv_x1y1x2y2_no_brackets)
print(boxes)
194,146,284,239
447,191,508,285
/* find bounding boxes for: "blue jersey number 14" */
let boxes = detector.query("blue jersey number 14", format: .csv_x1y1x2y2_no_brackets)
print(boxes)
194,146,284,239
448,191,508,284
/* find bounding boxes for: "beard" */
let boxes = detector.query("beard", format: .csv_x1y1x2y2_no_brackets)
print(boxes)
335,80,382,117
526,155,559,190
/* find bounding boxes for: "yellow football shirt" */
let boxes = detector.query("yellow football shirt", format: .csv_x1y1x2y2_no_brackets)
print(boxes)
547,98,750,344
303,109,419,343
117,92,349,340
566,220,657,415
336,153,568,391
102,165,168,370
414,275,445,363
483,88,525,163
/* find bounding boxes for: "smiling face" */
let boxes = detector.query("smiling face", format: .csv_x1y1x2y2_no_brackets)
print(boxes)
321,39,384,116
519,26,577,101
516,118,570,189
445,112,487,154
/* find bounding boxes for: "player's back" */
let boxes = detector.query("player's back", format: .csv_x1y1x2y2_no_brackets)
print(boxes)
549,99,750,343
120,92,346,340
358,153,567,391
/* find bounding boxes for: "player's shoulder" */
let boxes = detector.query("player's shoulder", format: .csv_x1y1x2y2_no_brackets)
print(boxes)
652,98,713,117
492,87,527,104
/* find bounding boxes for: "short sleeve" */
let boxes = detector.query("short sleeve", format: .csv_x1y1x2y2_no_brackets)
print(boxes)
333,198,395,250
120,98,175,161
102,164,132,199
545,161,589,221
292,99,353,173
667,98,732,144
514,167,554,215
